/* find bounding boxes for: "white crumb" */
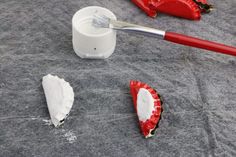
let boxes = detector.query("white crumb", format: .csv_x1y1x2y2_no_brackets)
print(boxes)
64,131,77,143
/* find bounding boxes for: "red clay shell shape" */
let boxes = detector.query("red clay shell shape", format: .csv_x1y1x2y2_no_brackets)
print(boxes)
130,80,163,138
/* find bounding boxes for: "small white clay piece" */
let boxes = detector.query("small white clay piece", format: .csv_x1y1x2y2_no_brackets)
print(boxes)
42,74,74,127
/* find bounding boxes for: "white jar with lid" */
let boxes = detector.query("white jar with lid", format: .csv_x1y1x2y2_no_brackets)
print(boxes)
72,6,117,59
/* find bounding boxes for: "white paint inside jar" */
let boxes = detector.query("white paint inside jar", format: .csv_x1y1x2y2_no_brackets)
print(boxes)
77,17,109,35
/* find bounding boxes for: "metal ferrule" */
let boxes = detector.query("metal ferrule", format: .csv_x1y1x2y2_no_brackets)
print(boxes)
109,20,165,39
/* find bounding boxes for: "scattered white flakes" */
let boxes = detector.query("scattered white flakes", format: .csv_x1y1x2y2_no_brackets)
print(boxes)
64,131,77,143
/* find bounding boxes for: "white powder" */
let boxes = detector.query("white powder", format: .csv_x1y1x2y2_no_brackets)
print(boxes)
137,88,155,122
64,131,77,144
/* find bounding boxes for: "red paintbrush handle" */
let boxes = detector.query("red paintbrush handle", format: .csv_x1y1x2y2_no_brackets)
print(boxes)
164,32,236,56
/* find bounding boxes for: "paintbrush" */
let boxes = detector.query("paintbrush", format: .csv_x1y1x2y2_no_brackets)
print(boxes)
93,15,236,56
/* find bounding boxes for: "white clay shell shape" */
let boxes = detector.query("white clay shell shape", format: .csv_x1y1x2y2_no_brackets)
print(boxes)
42,74,74,127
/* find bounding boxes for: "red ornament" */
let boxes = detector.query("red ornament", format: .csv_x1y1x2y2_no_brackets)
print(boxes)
131,0,212,20
130,80,163,138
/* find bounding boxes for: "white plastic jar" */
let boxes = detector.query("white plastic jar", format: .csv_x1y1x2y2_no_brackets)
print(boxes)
72,6,117,59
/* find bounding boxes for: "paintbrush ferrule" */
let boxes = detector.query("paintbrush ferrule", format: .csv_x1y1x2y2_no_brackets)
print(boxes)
110,20,165,39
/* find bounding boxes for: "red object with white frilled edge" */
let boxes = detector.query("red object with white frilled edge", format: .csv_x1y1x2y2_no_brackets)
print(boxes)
131,0,212,20
130,80,163,138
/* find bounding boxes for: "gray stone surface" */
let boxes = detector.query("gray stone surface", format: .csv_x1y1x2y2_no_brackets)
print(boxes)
0,0,236,156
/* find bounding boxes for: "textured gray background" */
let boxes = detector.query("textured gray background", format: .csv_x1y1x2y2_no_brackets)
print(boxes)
0,0,236,156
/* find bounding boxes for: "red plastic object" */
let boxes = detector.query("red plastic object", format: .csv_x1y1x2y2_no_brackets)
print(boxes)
130,80,163,138
164,32,236,56
132,0,211,20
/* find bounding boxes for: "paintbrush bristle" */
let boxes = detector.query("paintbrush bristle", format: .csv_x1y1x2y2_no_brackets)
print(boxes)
92,14,111,28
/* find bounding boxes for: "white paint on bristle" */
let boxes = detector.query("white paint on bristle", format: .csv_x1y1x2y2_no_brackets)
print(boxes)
137,88,155,122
